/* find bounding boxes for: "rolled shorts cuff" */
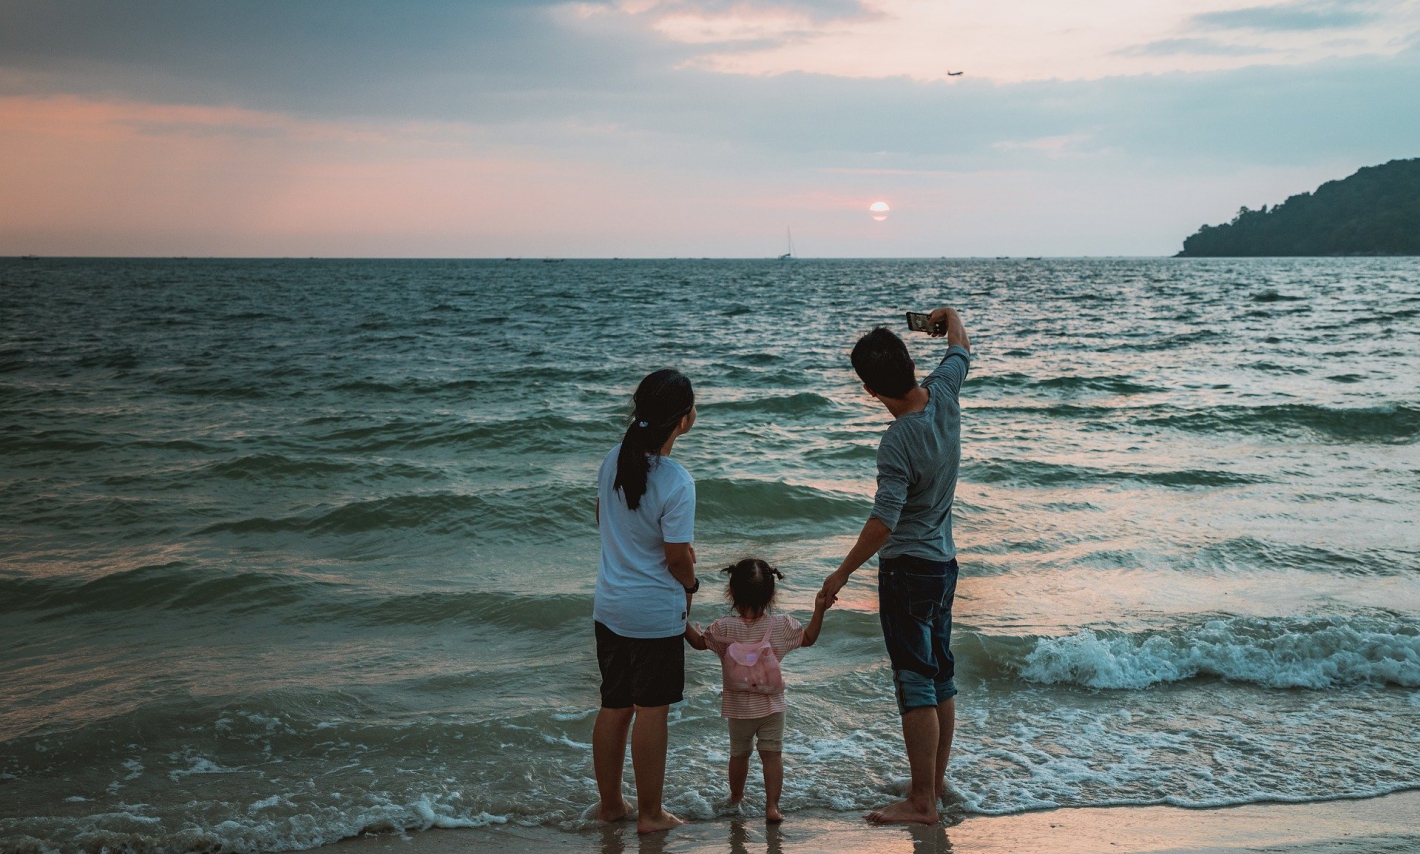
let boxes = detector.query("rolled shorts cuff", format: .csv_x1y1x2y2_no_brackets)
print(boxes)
893,670,958,715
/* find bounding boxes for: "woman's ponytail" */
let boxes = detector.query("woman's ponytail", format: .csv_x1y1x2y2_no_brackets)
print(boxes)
614,369,694,511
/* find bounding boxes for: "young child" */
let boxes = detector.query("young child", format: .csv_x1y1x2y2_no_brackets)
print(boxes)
685,558,828,823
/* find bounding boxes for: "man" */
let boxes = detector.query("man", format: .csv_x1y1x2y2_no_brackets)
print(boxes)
820,305,970,825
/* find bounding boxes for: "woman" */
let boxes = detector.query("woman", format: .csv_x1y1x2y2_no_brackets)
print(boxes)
592,369,698,835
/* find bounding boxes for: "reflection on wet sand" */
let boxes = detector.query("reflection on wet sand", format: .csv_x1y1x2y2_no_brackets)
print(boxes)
333,789,1420,854
595,816,952,854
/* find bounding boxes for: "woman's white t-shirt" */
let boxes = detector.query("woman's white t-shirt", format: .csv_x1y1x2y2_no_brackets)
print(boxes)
593,444,696,639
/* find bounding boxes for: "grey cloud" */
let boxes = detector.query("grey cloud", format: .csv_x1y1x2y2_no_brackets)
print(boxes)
1192,1,1377,32
1115,37,1275,56
0,0,1415,176
0,0,695,113
627,0,871,20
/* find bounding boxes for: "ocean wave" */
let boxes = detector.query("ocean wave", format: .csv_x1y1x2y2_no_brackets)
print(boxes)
0,795,507,854
1140,403,1420,444
197,487,593,538
696,477,864,525
312,415,611,453
700,392,839,417
965,459,1264,488
972,373,1162,395
1252,289,1307,302
0,563,325,620
968,401,1420,444
0,428,114,454
330,377,485,395
202,453,440,483
0,565,593,630
1013,617,1420,690
329,590,591,630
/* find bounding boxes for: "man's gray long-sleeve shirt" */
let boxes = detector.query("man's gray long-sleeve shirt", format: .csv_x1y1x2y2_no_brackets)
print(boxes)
870,345,970,562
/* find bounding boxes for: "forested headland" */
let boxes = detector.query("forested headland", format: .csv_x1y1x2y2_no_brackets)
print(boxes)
1178,158,1420,257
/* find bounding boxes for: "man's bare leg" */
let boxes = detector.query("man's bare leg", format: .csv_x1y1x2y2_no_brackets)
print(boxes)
593,706,635,822
728,754,750,805
935,698,956,803
761,751,784,823
865,706,940,824
631,704,684,834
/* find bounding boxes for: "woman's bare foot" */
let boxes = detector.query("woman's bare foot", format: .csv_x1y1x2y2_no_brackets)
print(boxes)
864,799,939,825
596,797,633,823
636,809,685,835
765,805,784,823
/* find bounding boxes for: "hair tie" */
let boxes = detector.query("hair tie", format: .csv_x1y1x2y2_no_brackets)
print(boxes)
638,420,648,428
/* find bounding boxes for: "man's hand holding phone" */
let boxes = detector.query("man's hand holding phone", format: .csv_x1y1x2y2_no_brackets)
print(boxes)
907,307,969,349
926,307,958,338
905,311,945,335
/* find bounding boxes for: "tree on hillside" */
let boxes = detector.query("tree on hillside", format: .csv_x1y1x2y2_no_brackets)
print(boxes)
1178,158,1420,256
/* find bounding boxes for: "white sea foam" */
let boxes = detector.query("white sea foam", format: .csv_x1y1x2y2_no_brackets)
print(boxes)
167,757,237,782
409,796,506,830
1017,617,1420,689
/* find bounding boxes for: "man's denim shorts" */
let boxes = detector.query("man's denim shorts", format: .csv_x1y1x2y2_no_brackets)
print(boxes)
878,554,959,714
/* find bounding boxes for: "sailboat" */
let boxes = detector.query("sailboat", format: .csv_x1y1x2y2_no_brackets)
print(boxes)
778,227,795,260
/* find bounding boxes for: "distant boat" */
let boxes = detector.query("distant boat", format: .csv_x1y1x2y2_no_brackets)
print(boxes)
542,258,563,263
995,256,1009,260
778,227,795,260
1026,256,1042,260
20,254,39,260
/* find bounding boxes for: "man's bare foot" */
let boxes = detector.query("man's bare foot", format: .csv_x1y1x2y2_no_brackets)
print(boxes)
636,810,685,835
766,805,784,823
596,797,633,823
863,799,939,825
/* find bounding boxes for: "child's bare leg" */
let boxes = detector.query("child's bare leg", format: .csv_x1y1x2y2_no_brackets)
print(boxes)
728,754,750,804
760,751,783,822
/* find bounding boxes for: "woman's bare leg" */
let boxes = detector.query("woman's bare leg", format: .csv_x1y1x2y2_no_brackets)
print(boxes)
631,704,684,834
593,706,634,821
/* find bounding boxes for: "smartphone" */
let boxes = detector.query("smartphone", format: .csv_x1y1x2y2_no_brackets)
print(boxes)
905,312,945,335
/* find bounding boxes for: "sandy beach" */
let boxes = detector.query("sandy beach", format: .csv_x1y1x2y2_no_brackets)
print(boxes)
336,791,1420,854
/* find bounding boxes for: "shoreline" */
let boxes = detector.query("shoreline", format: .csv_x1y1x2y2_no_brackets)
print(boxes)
334,790,1420,854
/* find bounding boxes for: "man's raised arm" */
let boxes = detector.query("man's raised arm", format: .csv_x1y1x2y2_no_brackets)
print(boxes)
927,306,970,353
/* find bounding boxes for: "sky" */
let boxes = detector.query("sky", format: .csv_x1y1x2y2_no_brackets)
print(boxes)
1,0,1417,257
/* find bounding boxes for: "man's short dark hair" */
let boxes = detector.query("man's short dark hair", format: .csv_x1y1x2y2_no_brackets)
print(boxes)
851,327,916,398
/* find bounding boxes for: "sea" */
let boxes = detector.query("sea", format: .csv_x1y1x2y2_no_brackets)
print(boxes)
2,257,1418,853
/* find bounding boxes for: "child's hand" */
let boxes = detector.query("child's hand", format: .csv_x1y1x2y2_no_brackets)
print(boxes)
815,589,831,611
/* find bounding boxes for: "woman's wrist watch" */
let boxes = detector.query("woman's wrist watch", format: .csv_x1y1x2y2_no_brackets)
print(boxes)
686,578,700,595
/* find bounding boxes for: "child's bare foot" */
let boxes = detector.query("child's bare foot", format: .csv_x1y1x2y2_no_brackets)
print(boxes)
864,799,939,825
595,797,633,823
765,805,784,823
636,809,685,835
717,797,744,816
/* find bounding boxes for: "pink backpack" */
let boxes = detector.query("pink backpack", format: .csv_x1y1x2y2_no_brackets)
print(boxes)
722,618,785,695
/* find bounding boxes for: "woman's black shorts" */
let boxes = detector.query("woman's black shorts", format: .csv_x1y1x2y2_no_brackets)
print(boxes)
594,621,685,709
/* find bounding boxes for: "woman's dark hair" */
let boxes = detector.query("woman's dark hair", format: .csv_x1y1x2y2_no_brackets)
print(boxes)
614,368,694,511
851,327,916,398
722,558,783,619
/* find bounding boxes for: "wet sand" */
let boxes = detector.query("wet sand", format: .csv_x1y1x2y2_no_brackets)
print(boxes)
334,790,1420,854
